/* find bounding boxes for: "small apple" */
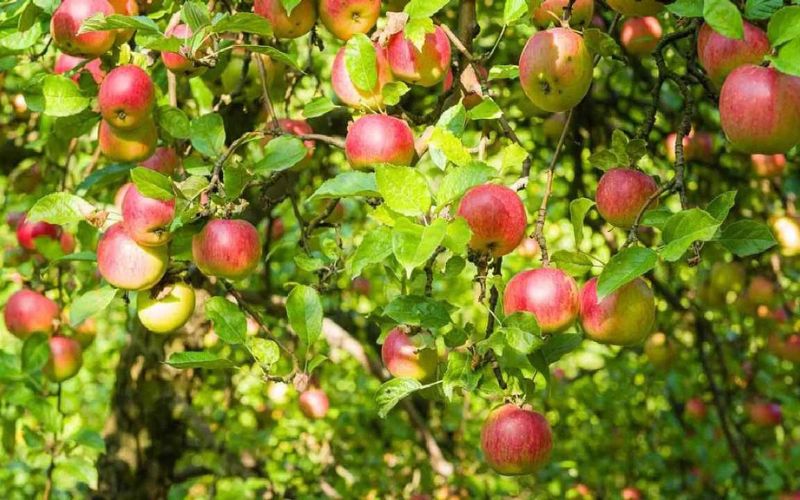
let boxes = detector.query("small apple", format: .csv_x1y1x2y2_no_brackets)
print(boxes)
697,21,770,88
192,219,262,280
644,332,679,369
387,26,452,88
3,289,59,339
516,237,540,258
747,400,782,427
344,114,415,169
121,183,176,247
480,404,553,475
685,397,707,420
97,222,168,291
318,0,380,41
54,53,105,84
16,216,61,251
98,65,155,130
381,327,438,381
331,42,393,109
621,487,642,500
43,336,83,382
299,388,329,419
457,184,527,257
50,0,116,57
595,168,658,229
268,217,285,242
504,268,580,333
253,0,317,39
751,154,786,177
140,147,181,176
531,0,594,28
351,276,370,295
136,282,196,333
580,277,655,346
161,24,209,76
99,119,158,163
620,17,662,56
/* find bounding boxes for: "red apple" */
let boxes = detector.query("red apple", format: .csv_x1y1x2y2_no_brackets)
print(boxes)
299,388,329,419
457,184,527,257
98,65,155,130
99,119,158,162
531,0,594,28
519,28,593,112
114,182,133,211
161,24,209,76
269,217,285,241
121,184,176,246
719,65,800,154
751,154,786,177
43,336,83,382
684,397,707,420
16,216,61,251
620,17,662,56
140,147,181,176
697,21,770,88
344,114,415,169
192,219,262,280
387,25,451,88
595,168,658,229
381,327,438,381
480,404,553,475
747,400,782,427
351,276,370,295
606,0,662,16
644,332,678,369
580,277,655,345
253,0,317,39
331,42,393,109
504,268,579,333
516,237,540,258
50,0,116,57
54,53,105,84
621,487,642,500
318,0,379,41
97,222,168,290
107,0,138,44
3,289,59,339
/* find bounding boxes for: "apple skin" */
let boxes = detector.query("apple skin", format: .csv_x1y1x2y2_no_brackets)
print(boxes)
43,336,83,382
644,332,678,369
751,154,786,178
107,0,138,44
298,388,330,419
332,43,394,110
269,217,285,241
684,397,707,420
719,65,800,154
387,26,451,88
192,219,262,280
595,168,658,229
344,114,415,170
50,0,116,57
480,404,553,475
54,54,105,84
580,277,655,346
771,215,800,257
3,289,59,339
161,24,208,76
98,65,155,130
351,276,371,295
121,184,175,247
136,282,196,333
97,222,168,291
16,216,61,251
140,147,181,176
697,21,770,88
531,0,594,28
621,487,642,500
319,0,380,41
253,0,317,39
606,0,663,16
457,184,527,257
99,119,158,163
114,182,133,212
504,268,580,333
519,28,593,113
620,17,662,56
381,327,438,381
747,401,782,427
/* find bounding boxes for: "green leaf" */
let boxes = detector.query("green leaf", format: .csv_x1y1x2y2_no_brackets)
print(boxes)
26,193,94,224
428,127,472,168
666,0,704,17
502,326,544,355
661,209,722,262
77,164,133,193
404,0,450,18
53,456,98,490
307,353,328,372
392,218,446,277
70,286,117,327
404,18,435,50
376,378,422,418
540,333,583,363
550,250,594,277
771,38,800,77
500,143,529,174
280,0,301,15
437,103,467,135
205,297,247,344
287,285,323,348
583,28,622,58
375,165,431,216
350,226,393,276
344,34,377,92
182,1,211,30
157,106,191,139
42,75,89,117
222,164,246,200
384,295,451,328
21,334,49,373
503,0,527,24
166,351,234,369
442,217,472,255
177,175,210,200
717,220,777,256
309,172,379,202
641,207,673,230
130,167,175,201
79,14,160,34
303,96,339,118
436,162,495,205
569,198,595,246
381,81,410,106
254,135,307,174
468,98,502,120
70,429,106,452
442,352,481,399
767,6,800,47
211,12,273,35
588,149,620,170
745,0,782,20
190,113,226,157
488,65,519,80
705,190,736,222
248,46,302,71
596,247,658,300
704,0,744,40
249,338,280,368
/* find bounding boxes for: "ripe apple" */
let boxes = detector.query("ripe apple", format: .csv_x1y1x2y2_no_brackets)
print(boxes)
344,114,415,169
531,0,594,28
516,237,540,258
3,289,59,339
161,24,209,76
519,28,593,112
98,65,155,130
54,53,105,84
684,397,707,420
107,0,138,44
114,182,133,212
121,184,176,246
253,0,317,39
644,332,678,369
192,219,262,280
332,42,394,109
387,26,451,87
719,65,800,154
137,282,196,333
351,276,370,295
16,216,61,251
747,400,782,427
140,147,181,176
318,0,379,40
480,404,553,475
504,268,579,333
620,17,662,56
457,184,527,257
697,21,770,88
771,215,800,257
43,336,83,382
621,487,642,500
97,222,168,291
50,0,116,57
99,119,158,162
268,217,285,241
751,154,786,177
298,388,330,419
595,168,658,229
580,277,655,346
606,0,663,16
381,327,438,381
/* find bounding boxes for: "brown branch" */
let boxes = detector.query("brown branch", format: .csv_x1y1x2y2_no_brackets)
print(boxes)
295,133,345,149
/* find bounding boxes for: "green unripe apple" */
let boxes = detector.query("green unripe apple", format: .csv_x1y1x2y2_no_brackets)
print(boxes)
136,282,196,333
